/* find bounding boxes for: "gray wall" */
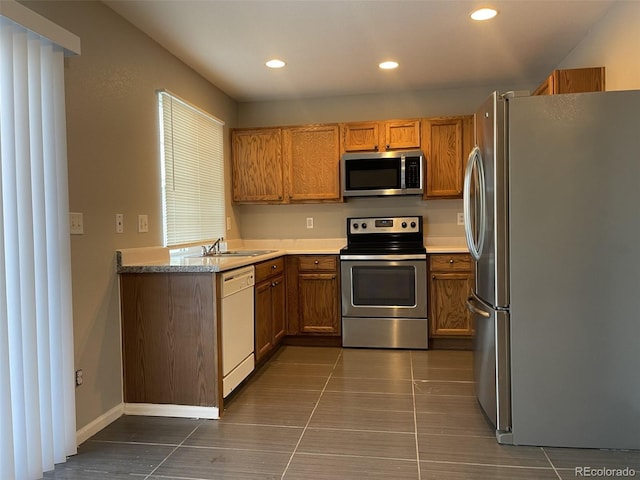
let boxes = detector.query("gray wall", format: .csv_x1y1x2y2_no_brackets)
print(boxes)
22,0,238,430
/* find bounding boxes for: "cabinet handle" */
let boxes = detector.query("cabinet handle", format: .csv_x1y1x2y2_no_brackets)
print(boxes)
314,260,319,264
449,259,454,264
386,144,390,150
272,264,277,269
271,281,279,287
432,275,436,280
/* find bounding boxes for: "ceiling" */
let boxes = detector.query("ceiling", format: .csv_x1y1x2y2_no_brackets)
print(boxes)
103,0,615,103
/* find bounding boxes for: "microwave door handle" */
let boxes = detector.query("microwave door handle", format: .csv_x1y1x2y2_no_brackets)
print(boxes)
400,154,406,189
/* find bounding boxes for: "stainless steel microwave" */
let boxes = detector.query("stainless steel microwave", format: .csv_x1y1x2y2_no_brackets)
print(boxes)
341,150,424,197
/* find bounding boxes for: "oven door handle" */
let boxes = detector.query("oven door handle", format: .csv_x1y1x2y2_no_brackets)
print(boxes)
340,254,427,261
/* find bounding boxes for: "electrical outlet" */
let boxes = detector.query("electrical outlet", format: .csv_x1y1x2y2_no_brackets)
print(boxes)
75,369,83,386
226,216,231,231
457,212,465,226
306,217,314,229
138,214,149,233
69,212,84,235
115,213,124,233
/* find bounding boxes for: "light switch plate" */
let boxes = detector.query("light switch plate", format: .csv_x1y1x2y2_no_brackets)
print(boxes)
138,214,149,233
69,212,84,235
116,213,124,233
457,212,465,226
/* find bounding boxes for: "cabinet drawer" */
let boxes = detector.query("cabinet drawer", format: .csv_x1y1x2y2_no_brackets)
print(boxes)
298,255,337,272
255,257,285,282
429,254,472,272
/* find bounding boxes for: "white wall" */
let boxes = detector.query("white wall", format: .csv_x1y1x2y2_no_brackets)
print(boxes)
559,1,640,90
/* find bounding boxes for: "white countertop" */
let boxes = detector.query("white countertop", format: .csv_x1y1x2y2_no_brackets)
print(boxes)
117,237,468,273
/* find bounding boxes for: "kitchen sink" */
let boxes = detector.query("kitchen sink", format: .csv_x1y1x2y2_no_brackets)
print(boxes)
198,249,276,258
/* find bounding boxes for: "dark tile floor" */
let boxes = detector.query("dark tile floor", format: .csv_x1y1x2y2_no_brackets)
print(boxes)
45,346,639,479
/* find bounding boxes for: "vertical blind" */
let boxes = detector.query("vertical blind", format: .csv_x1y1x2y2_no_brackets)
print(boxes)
159,91,225,246
0,13,77,480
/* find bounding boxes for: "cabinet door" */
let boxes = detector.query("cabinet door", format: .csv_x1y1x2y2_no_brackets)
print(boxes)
341,122,380,152
429,272,474,337
271,273,286,344
283,125,341,202
232,128,284,203
423,116,472,199
298,273,340,334
384,120,421,150
533,67,605,96
254,280,273,363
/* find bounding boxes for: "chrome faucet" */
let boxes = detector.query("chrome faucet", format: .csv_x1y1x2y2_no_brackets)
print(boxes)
207,237,224,255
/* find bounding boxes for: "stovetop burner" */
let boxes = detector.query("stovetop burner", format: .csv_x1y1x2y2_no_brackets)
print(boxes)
341,216,425,255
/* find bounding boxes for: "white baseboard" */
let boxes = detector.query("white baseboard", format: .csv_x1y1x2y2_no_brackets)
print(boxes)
75,402,219,446
76,403,124,445
123,403,220,420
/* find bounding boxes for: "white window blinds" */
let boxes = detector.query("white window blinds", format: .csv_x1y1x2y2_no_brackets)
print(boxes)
158,91,225,246
1,7,79,480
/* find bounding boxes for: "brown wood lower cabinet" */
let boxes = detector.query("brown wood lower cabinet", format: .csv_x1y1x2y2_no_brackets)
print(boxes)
254,257,286,363
119,272,218,407
286,255,341,338
428,254,474,348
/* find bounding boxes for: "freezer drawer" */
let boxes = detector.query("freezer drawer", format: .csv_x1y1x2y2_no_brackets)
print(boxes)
467,293,511,435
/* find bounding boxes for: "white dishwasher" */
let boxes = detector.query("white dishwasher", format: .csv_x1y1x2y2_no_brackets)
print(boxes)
220,265,255,397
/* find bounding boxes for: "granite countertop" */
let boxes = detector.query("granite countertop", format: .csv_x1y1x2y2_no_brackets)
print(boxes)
117,237,468,274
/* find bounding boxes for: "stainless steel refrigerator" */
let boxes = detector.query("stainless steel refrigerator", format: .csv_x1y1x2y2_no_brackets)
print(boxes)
463,90,640,449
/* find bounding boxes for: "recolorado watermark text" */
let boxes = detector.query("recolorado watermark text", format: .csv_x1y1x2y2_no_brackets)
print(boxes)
575,466,636,477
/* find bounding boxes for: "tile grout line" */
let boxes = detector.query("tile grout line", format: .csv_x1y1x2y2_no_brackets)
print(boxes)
541,447,564,479
410,351,422,480
280,350,344,479
142,419,207,480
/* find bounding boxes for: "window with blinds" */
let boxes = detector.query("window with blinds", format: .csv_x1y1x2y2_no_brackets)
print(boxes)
159,91,225,246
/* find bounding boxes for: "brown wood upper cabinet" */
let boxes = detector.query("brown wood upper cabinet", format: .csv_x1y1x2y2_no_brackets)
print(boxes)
422,115,473,199
232,124,340,204
533,67,605,96
283,125,341,202
232,128,284,202
341,119,421,152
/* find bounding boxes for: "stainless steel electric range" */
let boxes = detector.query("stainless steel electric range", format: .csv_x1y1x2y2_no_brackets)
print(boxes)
340,216,428,349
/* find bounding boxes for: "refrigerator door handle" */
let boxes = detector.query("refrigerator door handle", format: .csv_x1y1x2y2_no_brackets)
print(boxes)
466,292,491,318
463,146,486,261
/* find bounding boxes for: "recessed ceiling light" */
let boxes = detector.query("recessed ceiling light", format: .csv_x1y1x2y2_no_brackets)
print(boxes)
379,61,399,70
265,59,286,69
470,7,498,21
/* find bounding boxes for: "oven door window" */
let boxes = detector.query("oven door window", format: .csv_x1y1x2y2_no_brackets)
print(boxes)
352,265,416,307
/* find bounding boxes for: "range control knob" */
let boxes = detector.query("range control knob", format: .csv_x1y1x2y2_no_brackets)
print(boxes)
361,223,367,229
352,223,359,229
411,221,417,228
402,222,407,228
